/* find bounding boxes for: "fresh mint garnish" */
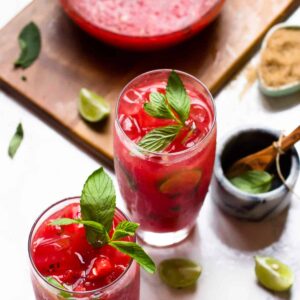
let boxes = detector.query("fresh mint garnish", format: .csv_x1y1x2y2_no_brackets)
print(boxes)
8,123,24,158
229,170,273,194
15,22,41,69
81,168,116,246
111,221,139,241
138,125,182,152
138,70,191,152
144,92,174,120
166,70,190,123
109,241,156,274
49,167,156,274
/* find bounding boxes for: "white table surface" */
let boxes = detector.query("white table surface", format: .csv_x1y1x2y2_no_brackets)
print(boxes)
1,2,299,299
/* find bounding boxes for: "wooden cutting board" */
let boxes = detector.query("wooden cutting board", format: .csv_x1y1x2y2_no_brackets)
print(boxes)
0,0,297,161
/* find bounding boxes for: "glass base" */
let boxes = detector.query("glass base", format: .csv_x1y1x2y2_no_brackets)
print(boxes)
137,225,193,247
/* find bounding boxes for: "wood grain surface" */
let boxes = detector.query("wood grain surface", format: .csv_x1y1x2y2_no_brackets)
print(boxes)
0,0,297,160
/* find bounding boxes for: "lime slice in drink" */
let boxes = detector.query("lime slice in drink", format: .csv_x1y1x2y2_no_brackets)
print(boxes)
158,258,202,288
159,169,202,196
78,88,110,122
255,256,294,292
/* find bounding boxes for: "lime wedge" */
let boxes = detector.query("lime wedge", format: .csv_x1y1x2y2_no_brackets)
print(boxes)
158,258,202,288
255,256,294,292
78,88,110,122
159,169,202,196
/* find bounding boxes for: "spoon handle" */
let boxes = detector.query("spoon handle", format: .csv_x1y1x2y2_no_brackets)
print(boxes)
281,125,300,152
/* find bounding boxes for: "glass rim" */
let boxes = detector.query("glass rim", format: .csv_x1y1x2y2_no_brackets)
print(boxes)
28,196,136,296
115,68,216,157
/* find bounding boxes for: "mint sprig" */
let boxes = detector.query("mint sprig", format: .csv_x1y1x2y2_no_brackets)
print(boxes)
166,70,190,123
81,168,116,246
138,70,191,152
49,167,156,274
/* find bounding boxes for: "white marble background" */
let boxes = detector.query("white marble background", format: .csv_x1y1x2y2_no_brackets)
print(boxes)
0,1,299,299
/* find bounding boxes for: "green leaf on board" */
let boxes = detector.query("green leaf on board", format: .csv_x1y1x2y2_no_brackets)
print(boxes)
15,22,41,68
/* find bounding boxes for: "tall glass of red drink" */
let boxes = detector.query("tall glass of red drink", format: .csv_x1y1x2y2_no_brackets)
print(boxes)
114,69,216,246
28,197,140,300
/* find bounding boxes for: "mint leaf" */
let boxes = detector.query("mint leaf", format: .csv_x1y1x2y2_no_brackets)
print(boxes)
109,241,156,274
15,22,41,69
45,277,71,298
49,218,109,245
8,123,24,158
111,221,139,241
144,92,174,120
166,70,190,123
81,167,116,246
138,125,182,152
229,170,273,194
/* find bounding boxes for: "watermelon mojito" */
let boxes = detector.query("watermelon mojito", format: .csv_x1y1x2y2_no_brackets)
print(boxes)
114,70,216,246
28,168,155,299
29,198,140,300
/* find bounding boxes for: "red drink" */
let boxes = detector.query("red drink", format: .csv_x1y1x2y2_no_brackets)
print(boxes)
114,70,216,246
60,0,225,50
28,197,140,300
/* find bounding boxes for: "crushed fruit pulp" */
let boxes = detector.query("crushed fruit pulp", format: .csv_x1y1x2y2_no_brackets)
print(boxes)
31,202,138,297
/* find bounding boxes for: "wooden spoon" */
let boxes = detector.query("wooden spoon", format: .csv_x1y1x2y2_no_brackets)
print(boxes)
226,125,300,178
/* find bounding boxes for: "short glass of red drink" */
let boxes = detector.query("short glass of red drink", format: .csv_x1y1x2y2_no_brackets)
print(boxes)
114,69,216,246
28,197,140,300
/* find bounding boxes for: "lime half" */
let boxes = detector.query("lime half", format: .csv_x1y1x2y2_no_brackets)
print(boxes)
78,88,110,122
158,258,202,288
255,256,294,292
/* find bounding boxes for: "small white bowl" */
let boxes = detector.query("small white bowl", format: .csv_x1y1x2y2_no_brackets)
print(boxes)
258,23,300,97
211,127,300,221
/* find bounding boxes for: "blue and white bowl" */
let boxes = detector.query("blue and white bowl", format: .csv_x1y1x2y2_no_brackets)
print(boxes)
211,127,300,221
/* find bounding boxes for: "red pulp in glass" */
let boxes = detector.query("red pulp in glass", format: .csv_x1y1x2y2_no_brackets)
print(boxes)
31,203,138,298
